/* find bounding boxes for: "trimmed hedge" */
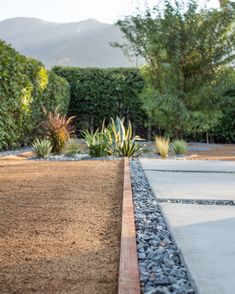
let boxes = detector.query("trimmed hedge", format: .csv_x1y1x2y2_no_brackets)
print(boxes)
52,67,146,133
0,40,70,150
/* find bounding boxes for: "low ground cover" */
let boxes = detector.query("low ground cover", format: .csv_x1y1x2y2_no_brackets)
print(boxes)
0,159,123,294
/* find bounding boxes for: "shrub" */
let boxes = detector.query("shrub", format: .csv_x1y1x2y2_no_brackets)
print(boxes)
82,118,141,158
63,138,81,156
82,129,111,157
32,139,52,158
0,40,70,151
43,107,75,154
155,136,169,159
171,139,188,155
52,67,146,132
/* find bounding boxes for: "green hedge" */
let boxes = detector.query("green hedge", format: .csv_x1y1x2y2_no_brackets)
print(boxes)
52,67,146,133
0,40,70,150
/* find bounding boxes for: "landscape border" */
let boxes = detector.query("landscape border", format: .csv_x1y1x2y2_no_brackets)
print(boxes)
118,157,141,294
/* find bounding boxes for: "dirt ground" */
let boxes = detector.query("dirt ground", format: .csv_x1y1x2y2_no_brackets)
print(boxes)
0,158,123,294
187,143,235,160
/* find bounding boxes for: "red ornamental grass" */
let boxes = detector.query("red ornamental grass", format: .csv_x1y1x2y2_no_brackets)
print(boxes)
44,107,75,153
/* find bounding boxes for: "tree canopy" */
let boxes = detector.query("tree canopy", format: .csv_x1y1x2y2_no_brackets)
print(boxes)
116,0,235,139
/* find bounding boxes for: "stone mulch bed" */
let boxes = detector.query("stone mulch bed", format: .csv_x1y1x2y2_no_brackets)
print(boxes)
130,159,195,294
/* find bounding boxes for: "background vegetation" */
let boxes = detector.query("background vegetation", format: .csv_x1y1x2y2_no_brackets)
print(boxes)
0,40,70,150
52,67,145,134
116,0,235,143
1,0,235,151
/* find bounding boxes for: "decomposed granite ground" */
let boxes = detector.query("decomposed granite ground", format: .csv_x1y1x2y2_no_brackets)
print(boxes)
0,159,123,294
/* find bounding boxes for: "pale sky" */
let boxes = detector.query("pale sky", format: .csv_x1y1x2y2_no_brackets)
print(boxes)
0,0,222,24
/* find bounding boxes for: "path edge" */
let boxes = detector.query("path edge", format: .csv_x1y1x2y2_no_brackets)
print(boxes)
118,157,141,294
139,159,199,294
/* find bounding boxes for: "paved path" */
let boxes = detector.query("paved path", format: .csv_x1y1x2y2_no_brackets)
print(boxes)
141,159,235,201
140,158,235,294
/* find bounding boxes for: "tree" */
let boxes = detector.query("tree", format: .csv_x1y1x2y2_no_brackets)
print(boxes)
116,0,235,140
219,0,235,8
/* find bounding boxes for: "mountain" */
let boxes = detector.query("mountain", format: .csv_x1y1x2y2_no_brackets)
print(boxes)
0,17,135,68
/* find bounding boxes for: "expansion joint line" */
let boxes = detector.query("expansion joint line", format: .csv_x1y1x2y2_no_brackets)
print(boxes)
145,169,235,174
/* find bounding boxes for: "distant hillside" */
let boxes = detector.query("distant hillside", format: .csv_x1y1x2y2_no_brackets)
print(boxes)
0,17,135,68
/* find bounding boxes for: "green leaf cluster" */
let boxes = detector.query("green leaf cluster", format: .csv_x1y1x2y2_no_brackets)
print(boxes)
32,139,52,158
0,40,70,150
52,67,145,133
117,0,235,139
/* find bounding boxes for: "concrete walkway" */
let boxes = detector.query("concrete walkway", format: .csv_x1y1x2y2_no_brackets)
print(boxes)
140,159,235,294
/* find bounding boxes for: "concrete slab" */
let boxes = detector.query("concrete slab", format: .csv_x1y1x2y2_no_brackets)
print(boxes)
144,170,235,200
140,158,235,173
160,203,235,294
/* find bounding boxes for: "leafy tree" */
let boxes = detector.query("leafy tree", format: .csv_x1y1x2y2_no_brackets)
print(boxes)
116,0,235,140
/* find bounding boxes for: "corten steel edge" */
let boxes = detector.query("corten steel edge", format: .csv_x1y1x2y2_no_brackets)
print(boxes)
118,157,141,294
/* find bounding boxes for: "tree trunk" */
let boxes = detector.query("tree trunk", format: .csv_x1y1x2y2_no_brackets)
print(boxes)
174,129,180,139
133,124,136,138
206,132,209,144
147,117,151,141
90,114,94,133
219,0,229,7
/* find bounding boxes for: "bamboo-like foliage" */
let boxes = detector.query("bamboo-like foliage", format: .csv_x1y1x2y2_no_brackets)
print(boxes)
116,0,235,138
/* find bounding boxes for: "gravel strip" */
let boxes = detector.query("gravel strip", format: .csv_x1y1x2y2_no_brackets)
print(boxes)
29,154,122,161
141,154,196,160
158,198,235,206
0,147,32,157
130,159,195,294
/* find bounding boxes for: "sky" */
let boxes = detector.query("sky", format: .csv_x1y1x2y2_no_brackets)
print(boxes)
0,0,222,24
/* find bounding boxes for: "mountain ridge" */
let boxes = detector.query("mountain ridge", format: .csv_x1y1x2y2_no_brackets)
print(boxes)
0,17,133,68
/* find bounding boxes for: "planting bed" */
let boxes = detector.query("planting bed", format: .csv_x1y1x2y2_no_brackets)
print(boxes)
187,143,235,160
0,159,123,294
141,141,235,161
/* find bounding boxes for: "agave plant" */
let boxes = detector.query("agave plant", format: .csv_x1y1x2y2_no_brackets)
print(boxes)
32,139,52,158
110,117,140,157
110,117,132,145
118,140,141,157
43,107,75,154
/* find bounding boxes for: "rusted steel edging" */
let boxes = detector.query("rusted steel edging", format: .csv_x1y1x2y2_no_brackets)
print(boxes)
118,157,141,294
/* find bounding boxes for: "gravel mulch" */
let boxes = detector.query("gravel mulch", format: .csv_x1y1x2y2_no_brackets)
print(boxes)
0,147,32,157
130,159,195,294
29,154,122,161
